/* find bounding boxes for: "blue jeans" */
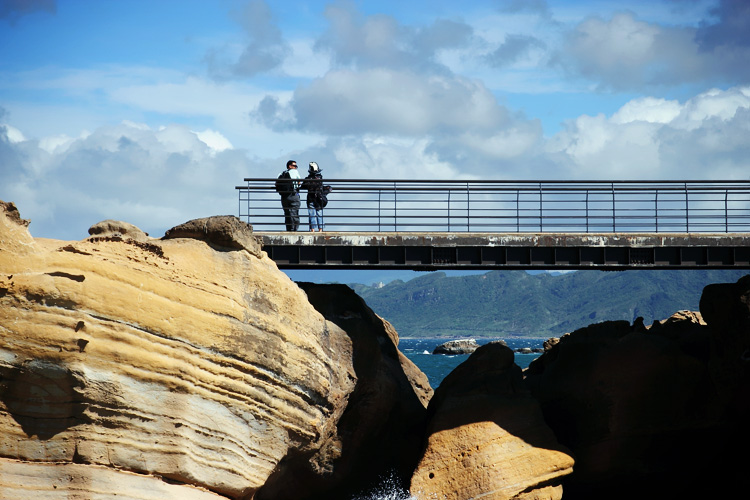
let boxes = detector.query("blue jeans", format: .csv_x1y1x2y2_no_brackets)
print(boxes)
307,202,324,231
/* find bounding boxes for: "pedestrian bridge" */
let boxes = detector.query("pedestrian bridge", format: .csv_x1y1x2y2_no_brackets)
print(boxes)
237,179,750,270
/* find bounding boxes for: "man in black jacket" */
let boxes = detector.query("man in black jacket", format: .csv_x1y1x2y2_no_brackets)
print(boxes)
279,160,301,231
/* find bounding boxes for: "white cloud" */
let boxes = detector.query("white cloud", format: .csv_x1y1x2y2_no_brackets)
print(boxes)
549,85,750,179
1,121,256,240
195,129,233,153
672,86,750,130
261,68,509,136
557,7,750,90
3,85,750,243
611,97,681,124
1,123,26,143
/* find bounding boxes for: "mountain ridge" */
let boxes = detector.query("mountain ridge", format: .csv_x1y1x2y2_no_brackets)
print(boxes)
347,270,749,337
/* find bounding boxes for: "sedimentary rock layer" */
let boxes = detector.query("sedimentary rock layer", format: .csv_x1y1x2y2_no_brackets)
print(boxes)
0,205,356,499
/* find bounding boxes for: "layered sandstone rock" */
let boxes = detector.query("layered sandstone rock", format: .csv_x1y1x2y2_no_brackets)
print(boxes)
410,342,574,500
0,205,357,499
525,286,750,499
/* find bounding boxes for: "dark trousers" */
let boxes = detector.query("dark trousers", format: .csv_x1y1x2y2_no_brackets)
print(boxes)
281,193,301,231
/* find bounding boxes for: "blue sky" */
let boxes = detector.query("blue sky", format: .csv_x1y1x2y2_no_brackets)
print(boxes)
2,0,750,250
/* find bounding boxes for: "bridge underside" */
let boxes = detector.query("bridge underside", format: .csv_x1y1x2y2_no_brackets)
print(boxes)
256,232,750,270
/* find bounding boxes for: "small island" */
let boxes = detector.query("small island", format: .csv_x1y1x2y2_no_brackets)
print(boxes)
433,339,482,355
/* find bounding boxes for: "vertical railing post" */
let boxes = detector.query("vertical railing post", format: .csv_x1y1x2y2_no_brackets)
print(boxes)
394,181,398,232
685,182,689,232
466,182,471,232
612,182,616,232
448,189,451,232
655,190,659,233
378,187,382,232
585,189,589,233
539,183,543,232
725,189,729,233
516,189,520,233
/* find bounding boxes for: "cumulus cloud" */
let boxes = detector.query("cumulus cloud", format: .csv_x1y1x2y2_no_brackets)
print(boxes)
289,69,509,136
485,34,546,67
548,86,750,179
253,5,518,142
0,121,253,240
206,0,290,79
556,7,750,90
4,87,749,241
315,3,473,73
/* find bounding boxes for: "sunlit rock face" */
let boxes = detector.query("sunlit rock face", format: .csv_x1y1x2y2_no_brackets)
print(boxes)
410,342,574,500
0,203,356,499
524,281,750,499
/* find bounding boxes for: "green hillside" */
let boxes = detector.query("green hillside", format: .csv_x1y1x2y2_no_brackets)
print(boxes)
348,270,749,338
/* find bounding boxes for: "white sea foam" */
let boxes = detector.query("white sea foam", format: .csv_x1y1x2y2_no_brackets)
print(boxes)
350,471,415,500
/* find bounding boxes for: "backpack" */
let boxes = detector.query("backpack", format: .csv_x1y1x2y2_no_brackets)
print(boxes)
275,170,293,195
315,185,332,209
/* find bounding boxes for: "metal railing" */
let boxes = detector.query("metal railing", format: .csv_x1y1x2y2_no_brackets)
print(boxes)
236,179,750,233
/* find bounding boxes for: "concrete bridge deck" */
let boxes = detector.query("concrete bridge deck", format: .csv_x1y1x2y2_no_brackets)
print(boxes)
256,232,750,270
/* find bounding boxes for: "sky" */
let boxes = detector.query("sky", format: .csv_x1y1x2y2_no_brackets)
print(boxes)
2,0,750,251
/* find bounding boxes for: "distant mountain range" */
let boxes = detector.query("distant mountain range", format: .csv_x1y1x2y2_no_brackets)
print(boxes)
346,270,749,338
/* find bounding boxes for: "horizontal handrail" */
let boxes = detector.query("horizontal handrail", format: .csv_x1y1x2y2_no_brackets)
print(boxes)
236,179,750,233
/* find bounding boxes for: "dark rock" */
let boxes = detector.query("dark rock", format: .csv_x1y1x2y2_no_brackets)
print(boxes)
256,282,432,500
163,215,261,256
525,275,750,499
0,201,30,227
432,338,482,355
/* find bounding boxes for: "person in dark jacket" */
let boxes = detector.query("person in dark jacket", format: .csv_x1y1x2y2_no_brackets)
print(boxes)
301,162,325,232
279,160,302,231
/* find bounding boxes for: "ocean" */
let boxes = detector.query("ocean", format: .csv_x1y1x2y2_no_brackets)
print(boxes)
399,337,545,389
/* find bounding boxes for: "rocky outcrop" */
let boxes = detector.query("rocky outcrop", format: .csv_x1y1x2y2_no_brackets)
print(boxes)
0,203,357,499
261,283,433,499
411,341,574,500
433,339,480,355
163,215,262,256
524,278,750,499
88,219,151,242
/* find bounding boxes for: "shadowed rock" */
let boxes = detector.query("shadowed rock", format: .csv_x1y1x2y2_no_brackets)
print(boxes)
163,215,261,256
411,341,574,500
0,201,29,228
256,282,433,500
433,338,481,355
525,277,750,499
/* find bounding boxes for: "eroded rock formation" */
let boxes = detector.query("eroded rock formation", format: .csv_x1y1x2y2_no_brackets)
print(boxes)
0,206,357,499
411,341,574,500
4,197,747,500
259,283,433,499
525,279,750,499
432,338,480,355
